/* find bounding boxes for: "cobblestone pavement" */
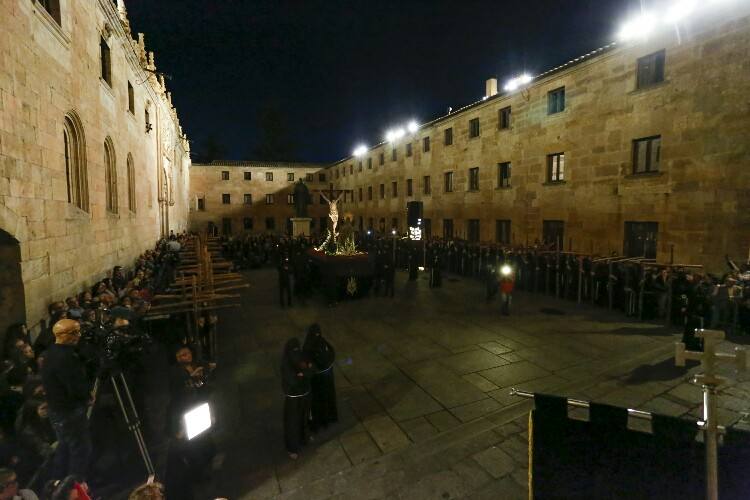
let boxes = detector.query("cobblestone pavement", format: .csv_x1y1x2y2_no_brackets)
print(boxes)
201,268,750,499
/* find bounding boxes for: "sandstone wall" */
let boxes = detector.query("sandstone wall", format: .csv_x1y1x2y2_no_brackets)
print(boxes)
330,13,750,273
189,162,329,235
0,0,191,332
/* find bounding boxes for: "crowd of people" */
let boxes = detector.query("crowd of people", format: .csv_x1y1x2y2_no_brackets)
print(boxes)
0,232,218,499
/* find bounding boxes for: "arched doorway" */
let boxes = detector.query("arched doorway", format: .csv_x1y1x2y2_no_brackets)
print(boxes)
0,229,25,347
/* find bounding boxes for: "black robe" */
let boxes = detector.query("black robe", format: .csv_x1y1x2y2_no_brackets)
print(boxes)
281,339,311,453
303,332,337,431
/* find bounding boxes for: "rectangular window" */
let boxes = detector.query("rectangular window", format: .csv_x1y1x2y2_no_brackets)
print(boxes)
444,128,453,146
637,50,666,89
392,181,398,197
244,171,252,180
497,162,511,188
423,175,431,195
379,153,385,165
406,143,413,157
367,158,372,169
468,167,479,191
306,173,314,182
127,81,135,114
287,173,294,182
391,148,397,161
358,187,363,201
336,169,339,179
222,218,232,236
265,194,274,204
624,221,658,259
407,179,413,197
633,135,661,174
244,194,252,205
100,37,111,86
222,193,230,204
318,173,326,182
444,171,454,193
443,219,454,239
496,220,511,244
287,194,295,205
547,153,565,182
358,161,363,172
469,118,480,138
197,198,205,211
498,106,511,129
39,0,61,25
548,87,565,114
243,217,253,230
380,184,385,199
265,217,275,230
368,186,373,200
265,172,273,181
423,136,431,152
350,164,353,175
467,219,480,243
221,170,229,180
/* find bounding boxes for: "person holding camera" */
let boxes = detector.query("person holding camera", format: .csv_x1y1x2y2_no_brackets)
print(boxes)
41,319,93,481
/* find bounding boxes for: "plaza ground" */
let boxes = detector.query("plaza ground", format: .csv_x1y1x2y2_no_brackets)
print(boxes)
200,268,750,499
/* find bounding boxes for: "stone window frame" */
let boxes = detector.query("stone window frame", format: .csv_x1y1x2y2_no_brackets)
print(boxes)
63,111,89,213
497,162,511,188
379,183,385,199
391,148,397,162
318,172,326,182
127,81,135,114
496,219,511,244
243,217,253,230
444,171,454,193
197,197,205,211
423,175,431,195
498,106,511,130
391,181,398,197
467,219,480,242
406,143,413,157
244,171,252,181
368,186,373,201
547,87,566,115
104,136,118,214
358,188,363,202
265,172,273,181
100,36,112,87
379,153,385,166
221,170,230,180
546,153,565,183
443,219,454,239
636,50,666,90
632,135,661,174
468,167,480,191
243,193,252,205
287,193,295,205
221,193,231,205
306,173,314,182
444,128,453,146
287,172,295,182
367,157,372,169
265,217,275,230
468,118,480,139
126,153,136,213
265,194,274,204
423,136,431,152
407,179,413,197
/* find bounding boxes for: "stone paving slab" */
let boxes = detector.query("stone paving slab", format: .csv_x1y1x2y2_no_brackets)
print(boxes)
440,349,510,374
401,359,488,408
363,414,411,453
479,360,552,387
364,372,442,422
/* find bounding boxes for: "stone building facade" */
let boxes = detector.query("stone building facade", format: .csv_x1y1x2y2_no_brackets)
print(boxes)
189,161,329,236
0,0,191,334
329,10,750,273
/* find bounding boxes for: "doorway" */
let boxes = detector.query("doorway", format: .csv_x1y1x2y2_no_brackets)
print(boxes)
0,230,25,347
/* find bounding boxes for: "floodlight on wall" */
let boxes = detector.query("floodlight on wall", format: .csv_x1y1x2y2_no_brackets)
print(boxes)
503,73,534,92
617,12,657,41
353,145,368,157
385,128,406,143
407,121,419,133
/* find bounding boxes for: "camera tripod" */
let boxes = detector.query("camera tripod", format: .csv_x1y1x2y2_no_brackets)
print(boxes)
90,371,156,477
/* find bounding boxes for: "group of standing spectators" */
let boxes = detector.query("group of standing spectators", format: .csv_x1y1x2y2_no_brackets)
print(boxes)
0,233,195,498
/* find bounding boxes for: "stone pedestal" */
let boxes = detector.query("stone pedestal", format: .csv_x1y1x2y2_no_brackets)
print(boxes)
291,217,312,237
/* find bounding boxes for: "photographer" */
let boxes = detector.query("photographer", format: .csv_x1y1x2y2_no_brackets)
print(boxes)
41,320,93,481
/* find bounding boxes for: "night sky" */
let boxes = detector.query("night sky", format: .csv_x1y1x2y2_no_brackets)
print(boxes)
126,0,645,163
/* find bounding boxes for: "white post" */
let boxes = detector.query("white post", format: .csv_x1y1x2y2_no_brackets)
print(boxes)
675,329,747,500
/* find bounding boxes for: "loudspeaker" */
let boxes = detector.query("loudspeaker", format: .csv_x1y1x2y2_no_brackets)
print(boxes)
406,201,423,227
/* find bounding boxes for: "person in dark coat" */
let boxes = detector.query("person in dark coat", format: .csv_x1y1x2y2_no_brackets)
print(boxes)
383,259,395,297
302,324,337,432
429,254,442,288
281,339,312,459
278,257,293,308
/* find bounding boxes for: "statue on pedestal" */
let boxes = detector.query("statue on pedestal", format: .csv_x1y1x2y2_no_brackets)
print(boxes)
293,179,310,218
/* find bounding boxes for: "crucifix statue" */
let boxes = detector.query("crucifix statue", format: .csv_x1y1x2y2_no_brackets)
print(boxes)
317,183,349,238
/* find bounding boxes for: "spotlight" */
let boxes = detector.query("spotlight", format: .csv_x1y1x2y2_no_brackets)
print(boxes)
407,121,419,133
183,402,212,440
618,12,657,41
391,229,396,235
503,73,534,92
500,265,512,277
393,128,405,140
385,130,395,142
353,145,368,157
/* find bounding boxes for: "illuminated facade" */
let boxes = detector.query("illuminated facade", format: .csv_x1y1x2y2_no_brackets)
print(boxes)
329,8,750,273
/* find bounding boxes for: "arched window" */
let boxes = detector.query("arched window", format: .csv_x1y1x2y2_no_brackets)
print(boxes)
127,153,136,213
104,137,118,214
63,112,89,212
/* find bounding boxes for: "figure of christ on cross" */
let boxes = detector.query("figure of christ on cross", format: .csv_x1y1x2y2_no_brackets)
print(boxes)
317,183,350,238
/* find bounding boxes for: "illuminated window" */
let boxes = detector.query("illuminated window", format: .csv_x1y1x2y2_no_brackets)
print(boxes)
633,136,661,174
468,167,479,191
547,153,565,182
